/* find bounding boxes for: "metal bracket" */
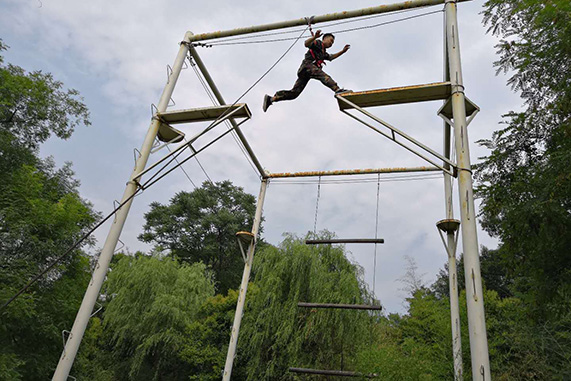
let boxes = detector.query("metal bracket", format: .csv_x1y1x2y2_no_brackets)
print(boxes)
113,200,121,223
90,302,103,318
166,64,173,84
61,330,72,355
336,94,457,177
236,231,255,263
436,218,460,258
150,133,185,154
437,95,480,128
114,239,125,254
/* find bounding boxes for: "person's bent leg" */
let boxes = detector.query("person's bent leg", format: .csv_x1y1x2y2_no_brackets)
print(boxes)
274,75,309,102
309,66,340,92
264,74,309,112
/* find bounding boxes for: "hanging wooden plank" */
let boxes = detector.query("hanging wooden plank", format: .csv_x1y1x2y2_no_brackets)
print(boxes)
298,302,382,311
305,238,384,245
289,367,377,378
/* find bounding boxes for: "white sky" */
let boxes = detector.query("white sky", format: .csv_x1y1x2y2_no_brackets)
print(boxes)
1,0,521,313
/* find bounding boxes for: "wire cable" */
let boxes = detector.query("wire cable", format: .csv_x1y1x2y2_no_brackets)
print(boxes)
0,189,142,311
205,5,435,45
190,57,260,177
270,172,443,185
207,9,442,46
165,143,198,189
373,173,381,300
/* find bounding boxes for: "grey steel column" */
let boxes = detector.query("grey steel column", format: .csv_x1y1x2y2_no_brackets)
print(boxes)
445,1,491,379
223,179,268,380
443,14,463,381
52,32,194,381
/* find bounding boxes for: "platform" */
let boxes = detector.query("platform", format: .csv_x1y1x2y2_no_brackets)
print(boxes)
337,82,452,110
157,103,251,124
306,238,384,245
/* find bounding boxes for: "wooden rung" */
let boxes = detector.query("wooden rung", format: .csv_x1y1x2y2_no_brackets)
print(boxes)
337,82,452,110
289,368,377,378
157,103,251,124
305,238,384,245
298,302,382,311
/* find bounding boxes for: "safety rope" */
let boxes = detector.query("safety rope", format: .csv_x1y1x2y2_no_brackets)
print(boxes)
313,176,322,235
373,173,381,300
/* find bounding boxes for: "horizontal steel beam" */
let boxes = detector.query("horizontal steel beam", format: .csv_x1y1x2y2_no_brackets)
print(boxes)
188,0,471,42
298,302,382,311
306,238,384,245
289,368,377,378
266,166,441,179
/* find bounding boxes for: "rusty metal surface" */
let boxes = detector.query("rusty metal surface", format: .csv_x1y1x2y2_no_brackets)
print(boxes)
266,166,440,179
337,82,452,110
157,104,251,124
188,0,472,43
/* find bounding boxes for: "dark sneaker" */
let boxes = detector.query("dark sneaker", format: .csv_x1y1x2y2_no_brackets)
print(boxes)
335,88,353,95
263,94,273,112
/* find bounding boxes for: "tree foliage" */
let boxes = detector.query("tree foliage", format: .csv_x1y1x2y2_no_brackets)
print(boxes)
237,233,375,380
0,40,96,380
100,254,215,380
139,180,258,294
477,0,571,314
0,40,90,151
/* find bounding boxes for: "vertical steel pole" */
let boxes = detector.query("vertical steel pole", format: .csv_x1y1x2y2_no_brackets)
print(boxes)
52,32,194,381
444,1,491,379
442,13,463,381
223,179,268,381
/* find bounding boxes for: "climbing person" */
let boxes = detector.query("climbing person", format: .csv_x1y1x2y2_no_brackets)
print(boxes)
263,30,351,112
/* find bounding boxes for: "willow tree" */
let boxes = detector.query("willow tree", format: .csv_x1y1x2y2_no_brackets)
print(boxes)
237,233,376,380
100,255,215,380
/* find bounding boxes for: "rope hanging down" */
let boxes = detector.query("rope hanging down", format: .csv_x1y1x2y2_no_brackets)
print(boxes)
373,173,381,300
313,176,322,234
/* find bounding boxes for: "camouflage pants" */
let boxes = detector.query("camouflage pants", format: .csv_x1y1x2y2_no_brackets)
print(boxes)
274,63,340,102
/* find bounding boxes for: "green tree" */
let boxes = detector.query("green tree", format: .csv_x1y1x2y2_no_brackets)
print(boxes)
0,40,90,151
431,247,513,299
139,180,258,294
99,254,215,380
178,289,241,380
0,40,96,380
357,289,454,380
237,232,375,380
477,0,571,315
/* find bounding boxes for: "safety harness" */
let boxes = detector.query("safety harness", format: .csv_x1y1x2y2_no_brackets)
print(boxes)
305,16,327,69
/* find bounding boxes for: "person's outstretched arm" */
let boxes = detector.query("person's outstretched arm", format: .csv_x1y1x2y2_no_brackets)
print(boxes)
330,44,350,60
305,30,322,47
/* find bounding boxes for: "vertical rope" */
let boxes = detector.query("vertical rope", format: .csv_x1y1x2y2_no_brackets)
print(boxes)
373,173,381,300
313,176,321,235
